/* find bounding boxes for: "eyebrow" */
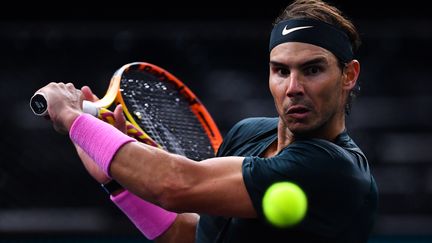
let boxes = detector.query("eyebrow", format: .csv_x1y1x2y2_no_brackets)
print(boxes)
270,57,329,69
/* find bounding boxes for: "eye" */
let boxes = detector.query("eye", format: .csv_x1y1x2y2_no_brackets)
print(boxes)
276,67,290,77
304,65,322,76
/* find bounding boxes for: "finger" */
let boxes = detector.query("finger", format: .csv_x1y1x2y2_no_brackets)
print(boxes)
113,104,127,134
64,83,83,107
65,82,75,91
81,86,99,102
75,88,85,111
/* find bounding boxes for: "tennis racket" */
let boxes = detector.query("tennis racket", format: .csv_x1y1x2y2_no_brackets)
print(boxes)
30,62,222,160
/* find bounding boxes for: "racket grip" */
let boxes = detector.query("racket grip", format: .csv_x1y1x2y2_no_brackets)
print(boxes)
30,92,98,117
30,92,49,116
82,101,99,117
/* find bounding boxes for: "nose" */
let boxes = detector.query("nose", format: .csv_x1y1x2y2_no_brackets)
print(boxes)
286,72,304,98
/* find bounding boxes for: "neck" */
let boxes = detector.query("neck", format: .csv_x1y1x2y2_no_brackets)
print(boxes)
277,120,295,152
263,113,346,158
262,119,294,158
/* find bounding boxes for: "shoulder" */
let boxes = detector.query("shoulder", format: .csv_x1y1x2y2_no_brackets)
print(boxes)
216,117,278,156
230,117,278,133
283,139,350,167
224,117,277,141
280,136,368,173
289,139,349,158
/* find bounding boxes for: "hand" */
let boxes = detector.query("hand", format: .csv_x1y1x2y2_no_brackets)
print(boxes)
82,85,127,133
36,82,83,134
74,86,128,183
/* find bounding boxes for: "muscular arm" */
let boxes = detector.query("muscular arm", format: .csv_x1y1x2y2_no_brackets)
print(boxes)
109,142,257,243
35,83,255,242
110,142,256,218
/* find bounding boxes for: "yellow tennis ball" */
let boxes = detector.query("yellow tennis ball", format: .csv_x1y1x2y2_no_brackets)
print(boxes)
262,181,308,228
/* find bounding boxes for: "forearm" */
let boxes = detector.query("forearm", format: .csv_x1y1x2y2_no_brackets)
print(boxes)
69,113,255,216
109,141,256,217
108,147,199,242
109,141,198,210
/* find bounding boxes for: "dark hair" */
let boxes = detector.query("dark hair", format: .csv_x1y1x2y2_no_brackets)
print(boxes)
274,0,361,115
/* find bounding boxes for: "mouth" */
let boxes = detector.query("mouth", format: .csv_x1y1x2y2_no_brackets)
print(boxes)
286,105,311,119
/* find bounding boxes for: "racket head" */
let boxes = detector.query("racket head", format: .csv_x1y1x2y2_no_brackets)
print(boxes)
83,66,161,148
113,62,222,160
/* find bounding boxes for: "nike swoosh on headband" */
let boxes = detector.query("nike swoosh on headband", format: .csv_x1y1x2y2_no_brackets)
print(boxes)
282,25,313,36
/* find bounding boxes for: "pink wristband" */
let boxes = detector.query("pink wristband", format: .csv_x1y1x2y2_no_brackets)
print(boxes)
111,190,177,240
69,113,135,177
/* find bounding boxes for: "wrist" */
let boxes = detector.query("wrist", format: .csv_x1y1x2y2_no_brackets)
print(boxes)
101,180,125,196
63,109,82,132
69,113,135,177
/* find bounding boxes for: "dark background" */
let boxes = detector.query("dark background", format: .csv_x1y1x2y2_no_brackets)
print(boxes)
1,1,431,242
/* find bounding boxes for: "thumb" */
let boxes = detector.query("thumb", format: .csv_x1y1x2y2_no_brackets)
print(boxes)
81,86,99,102
113,104,127,134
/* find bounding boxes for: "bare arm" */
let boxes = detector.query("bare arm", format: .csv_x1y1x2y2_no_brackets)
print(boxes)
110,142,257,218
35,83,256,242
36,82,255,217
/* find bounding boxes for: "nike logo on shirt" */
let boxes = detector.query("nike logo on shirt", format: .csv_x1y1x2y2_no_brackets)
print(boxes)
282,25,313,35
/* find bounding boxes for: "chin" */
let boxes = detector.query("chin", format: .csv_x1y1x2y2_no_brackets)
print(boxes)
288,121,320,138
288,124,310,135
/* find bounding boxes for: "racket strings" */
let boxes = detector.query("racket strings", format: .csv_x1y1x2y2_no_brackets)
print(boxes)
120,74,214,161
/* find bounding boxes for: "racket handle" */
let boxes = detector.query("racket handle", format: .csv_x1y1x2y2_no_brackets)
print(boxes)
30,92,98,117
82,101,99,117
30,93,49,116
30,91,160,147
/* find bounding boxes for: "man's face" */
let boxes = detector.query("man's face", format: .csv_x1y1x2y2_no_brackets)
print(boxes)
269,42,349,137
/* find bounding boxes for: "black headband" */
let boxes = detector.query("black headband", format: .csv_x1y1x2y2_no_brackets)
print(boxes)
269,18,353,63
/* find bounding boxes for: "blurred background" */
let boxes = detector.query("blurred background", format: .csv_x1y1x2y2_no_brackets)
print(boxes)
1,1,431,242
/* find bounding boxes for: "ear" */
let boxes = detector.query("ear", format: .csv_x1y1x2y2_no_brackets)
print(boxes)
342,60,360,91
